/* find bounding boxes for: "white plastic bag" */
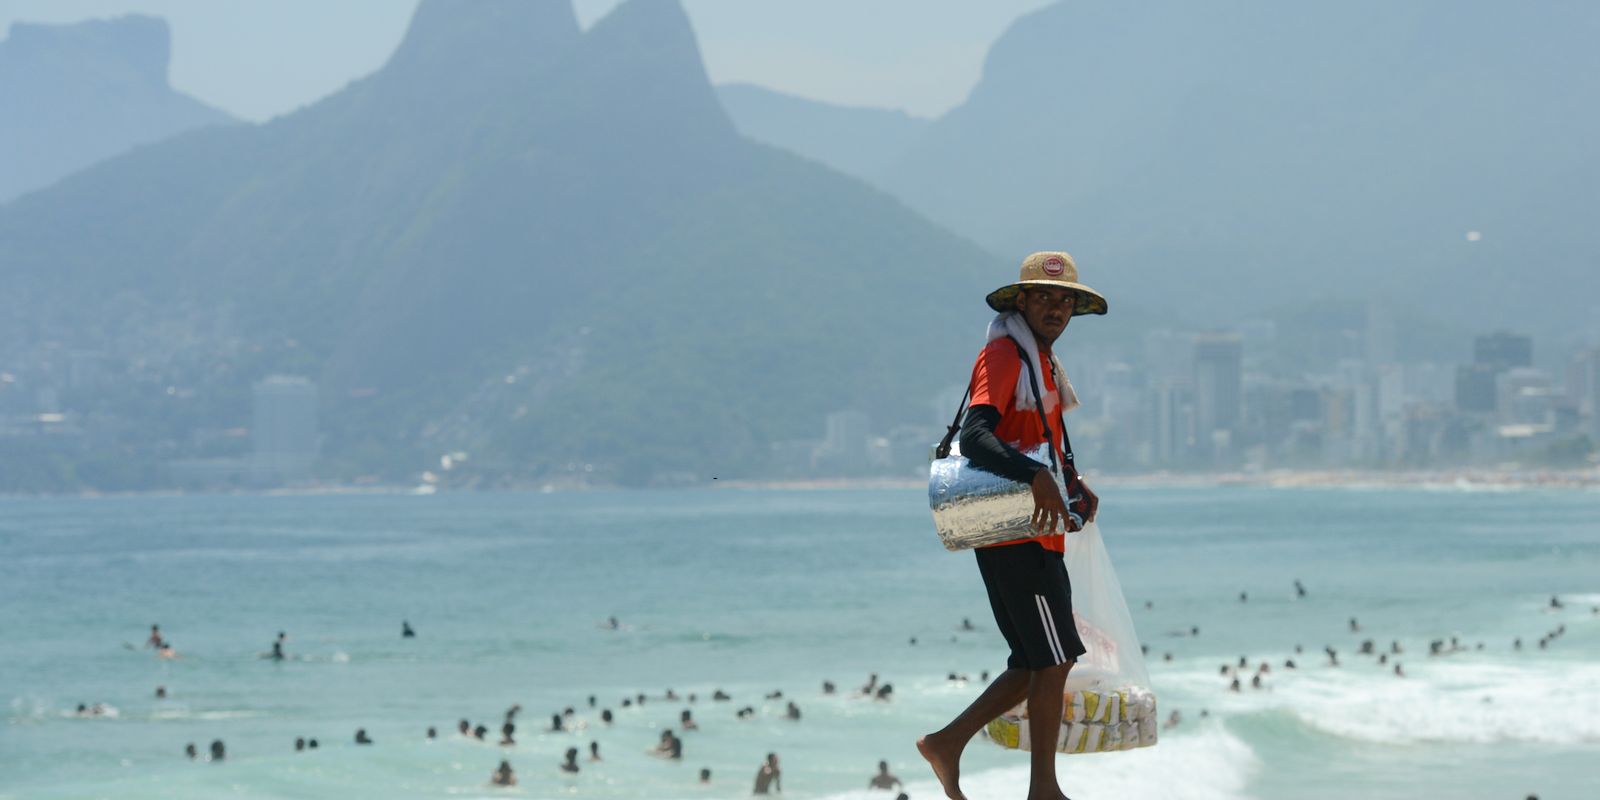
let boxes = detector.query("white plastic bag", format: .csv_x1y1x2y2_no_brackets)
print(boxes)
985,521,1158,754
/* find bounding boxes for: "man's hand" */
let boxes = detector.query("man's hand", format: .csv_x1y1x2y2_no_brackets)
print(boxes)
1030,468,1079,534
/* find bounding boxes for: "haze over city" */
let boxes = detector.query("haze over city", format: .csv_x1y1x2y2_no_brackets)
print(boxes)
3,5,1597,800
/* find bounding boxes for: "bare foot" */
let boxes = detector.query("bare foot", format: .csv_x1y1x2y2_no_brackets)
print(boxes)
916,733,967,800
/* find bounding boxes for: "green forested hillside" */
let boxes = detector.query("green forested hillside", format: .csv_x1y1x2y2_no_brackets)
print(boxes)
0,0,1002,487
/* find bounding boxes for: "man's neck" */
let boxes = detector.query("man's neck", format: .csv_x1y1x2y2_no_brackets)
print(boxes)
1025,324,1057,355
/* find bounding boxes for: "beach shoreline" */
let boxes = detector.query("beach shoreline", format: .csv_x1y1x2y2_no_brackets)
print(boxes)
3,465,1596,501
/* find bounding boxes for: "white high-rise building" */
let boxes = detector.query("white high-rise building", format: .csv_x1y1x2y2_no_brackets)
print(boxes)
252,375,318,484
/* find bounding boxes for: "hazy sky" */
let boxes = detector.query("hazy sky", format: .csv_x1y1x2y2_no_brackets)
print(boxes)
0,0,1054,122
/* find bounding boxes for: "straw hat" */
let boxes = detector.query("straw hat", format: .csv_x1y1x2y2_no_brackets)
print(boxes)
985,251,1108,315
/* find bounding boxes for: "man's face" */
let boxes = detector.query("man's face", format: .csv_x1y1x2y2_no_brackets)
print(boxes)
1015,287,1076,344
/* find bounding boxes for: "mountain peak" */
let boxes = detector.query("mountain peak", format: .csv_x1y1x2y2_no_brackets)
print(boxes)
2,15,171,87
385,0,579,76
565,0,735,144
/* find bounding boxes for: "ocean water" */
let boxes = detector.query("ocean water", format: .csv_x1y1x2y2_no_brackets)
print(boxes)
1,485,1596,799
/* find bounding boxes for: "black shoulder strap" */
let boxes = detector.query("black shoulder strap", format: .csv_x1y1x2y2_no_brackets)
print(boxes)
934,385,971,460
1004,336,1068,473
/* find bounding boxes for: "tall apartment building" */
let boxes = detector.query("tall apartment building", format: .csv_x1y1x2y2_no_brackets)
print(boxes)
252,375,318,484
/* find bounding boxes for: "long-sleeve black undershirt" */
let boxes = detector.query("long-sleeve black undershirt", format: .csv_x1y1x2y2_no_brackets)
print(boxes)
958,404,1048,485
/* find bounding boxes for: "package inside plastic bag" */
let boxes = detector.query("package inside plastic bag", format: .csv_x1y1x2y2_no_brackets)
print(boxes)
984,521,1158,753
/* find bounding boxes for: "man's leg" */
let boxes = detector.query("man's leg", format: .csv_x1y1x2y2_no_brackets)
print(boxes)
917,668,1031,800
1025,660,1073,800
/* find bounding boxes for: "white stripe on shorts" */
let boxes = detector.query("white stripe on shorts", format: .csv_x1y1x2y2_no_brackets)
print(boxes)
1035,593,1066,664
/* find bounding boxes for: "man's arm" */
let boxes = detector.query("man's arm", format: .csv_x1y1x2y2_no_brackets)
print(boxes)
958,405,1044,483
959,404,1074,533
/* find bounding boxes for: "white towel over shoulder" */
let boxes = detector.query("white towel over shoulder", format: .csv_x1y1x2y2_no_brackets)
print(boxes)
985,312,1079,414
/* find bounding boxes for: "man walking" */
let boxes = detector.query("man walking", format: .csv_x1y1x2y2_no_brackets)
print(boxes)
918,251,1104,800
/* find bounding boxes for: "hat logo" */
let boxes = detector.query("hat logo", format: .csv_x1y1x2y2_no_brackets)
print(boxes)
1041,256,1065,276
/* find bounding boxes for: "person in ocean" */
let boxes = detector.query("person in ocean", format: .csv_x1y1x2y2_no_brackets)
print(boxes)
146,624,163,648
499,722,515,746
402,620,416,638
354,728,373,745
589,741,601,761
918,252,1103,800
868,760,903,790
490,760,516,786
560,747,580,773
752,752,781,795
209,740,226,762
786,701,802,720
184,742,197,760
681,709,698,730
860,673,878,695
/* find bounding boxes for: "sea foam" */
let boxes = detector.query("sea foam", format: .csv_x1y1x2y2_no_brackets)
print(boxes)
1170,658,1600,746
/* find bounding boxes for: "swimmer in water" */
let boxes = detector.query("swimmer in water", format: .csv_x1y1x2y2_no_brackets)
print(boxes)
270,639,285,662
765,690,783,700
550,714,563,732
147,624,163,648
561,747,580,773
875,684,893,702
155,686,166,699
158,643,178,659
700,767,712,784
681,709,698,730
296,737,306,751
490,760,516,786
786,701,801,720
589,741,601,761
1550,595,1563,609
752,753,781,795
868,760,903,790
606,616,620,630
209,740,226,762
474,724,488,740
1294,579,1306,598
860,673,878,695
822,680,836,695
1350,617,1361,633
402,621,416,638
712,689,731,701
458,719,471,736
426,727,436,740
499,722,515,746
600,709,613,725
960,617,976,631
354,729,373,745
308,739,319,749
1163,710,1181,730
1394,663,1405,677
185,742,197,760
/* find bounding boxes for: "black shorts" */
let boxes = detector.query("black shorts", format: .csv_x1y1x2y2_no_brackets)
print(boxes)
975,542,1087,670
